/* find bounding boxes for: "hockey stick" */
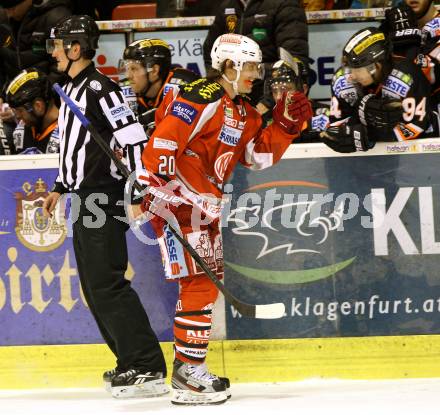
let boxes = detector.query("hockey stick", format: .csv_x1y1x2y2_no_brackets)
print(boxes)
53,83,285,319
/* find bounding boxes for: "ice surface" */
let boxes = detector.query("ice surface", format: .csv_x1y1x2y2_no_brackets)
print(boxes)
0,378,438,415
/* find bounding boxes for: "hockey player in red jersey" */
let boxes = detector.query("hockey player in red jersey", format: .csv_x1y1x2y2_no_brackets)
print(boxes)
136,33,312,405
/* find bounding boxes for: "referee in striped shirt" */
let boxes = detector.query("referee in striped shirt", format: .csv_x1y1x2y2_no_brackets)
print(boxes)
42,16,168,398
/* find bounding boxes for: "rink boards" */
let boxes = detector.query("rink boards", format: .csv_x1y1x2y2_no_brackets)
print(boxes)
2,140,440,387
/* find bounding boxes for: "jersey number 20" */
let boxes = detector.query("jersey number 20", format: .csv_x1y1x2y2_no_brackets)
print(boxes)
158,155,176,175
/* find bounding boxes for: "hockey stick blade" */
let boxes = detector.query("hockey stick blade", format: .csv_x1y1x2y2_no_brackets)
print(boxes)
53,83,285,319
255,302,285,319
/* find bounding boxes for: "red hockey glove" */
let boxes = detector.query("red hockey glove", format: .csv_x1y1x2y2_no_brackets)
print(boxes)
137,172,183,214
136,170,222,222
272,91,313,135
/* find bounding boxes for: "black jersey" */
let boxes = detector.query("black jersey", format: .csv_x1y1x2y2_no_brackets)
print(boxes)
418,14,440,113
13,120,59,154
330,58,437,141
53,63,147,194
0,119,16,155
137,67,199,116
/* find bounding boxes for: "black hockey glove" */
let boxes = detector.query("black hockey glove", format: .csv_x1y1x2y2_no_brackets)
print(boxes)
320,123,373,153
137,108,156,139
384,4,421,47
358,94,402,133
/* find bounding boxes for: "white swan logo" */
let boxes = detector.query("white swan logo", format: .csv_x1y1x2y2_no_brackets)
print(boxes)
227,201,344,259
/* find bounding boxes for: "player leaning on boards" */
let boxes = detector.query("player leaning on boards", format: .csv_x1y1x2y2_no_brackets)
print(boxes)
5,68,60,154
134,33,313,405
41,15,168,399
322,27,438,153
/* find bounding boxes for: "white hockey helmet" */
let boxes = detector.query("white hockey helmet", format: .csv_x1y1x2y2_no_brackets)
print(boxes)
210,34,262,71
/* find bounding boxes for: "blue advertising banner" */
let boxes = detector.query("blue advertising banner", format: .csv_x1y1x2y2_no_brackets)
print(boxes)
0,164,177,346
224,147,440,339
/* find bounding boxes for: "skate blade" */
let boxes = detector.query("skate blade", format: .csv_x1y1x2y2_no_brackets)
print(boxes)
171,389,228,405
111,381,169,399
104,380,111,393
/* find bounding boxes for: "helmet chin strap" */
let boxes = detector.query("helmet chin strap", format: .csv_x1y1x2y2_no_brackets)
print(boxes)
63,47,82,77
222,68,241,95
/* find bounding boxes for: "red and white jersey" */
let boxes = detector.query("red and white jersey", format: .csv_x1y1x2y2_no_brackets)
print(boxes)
142,78,298,201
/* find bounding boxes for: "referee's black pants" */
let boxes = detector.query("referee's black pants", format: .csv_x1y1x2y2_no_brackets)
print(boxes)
72,193,166,374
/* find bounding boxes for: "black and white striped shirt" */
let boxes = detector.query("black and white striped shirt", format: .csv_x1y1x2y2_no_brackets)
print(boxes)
53,63,146,193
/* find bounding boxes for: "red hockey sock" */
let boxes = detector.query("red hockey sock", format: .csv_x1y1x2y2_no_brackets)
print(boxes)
174,275,219,364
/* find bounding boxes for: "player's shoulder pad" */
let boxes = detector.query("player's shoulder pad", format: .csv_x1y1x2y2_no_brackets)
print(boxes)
422,16,440,39
331,66,354,94
332,66,347,85
382,61,417,99
169,67,200,86
179,78,224,104
331,66,359,104
388,59,419,84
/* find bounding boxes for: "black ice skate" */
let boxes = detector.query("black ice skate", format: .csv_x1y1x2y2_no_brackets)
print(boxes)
111,369,169,398
171,360,228,405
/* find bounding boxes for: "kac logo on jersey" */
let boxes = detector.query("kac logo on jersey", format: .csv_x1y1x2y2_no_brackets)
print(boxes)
214,151,234,181
171,101,198,125
218,125,242,146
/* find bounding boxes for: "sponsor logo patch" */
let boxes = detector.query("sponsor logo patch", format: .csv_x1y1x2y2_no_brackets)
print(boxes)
383,75,409,98
390,69,413,86
163,83,176,97
224,117,237,127
353,33,385,55
109,104,132,121
218,125,242,146
153,137,178,151
311,114,329,132
171,101,198,125
344,29,371,53
160,225,188,278
333,75,358,103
